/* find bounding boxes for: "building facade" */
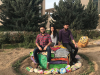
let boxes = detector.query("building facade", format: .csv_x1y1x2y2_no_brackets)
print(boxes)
41,0,45,15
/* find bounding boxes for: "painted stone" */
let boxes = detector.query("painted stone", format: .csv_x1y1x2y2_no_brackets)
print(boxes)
55,48,69,58
50,68,59,74
65,65,71,72
78,36,88,48
60,68,66,74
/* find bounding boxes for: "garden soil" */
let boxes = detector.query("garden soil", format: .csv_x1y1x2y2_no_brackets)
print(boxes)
0,39,100,75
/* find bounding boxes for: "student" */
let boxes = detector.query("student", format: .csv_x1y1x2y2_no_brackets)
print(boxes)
34,25,52,69
49,25,58,46
59,23,78,64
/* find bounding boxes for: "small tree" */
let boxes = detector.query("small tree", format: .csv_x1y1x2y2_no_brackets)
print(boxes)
83,0,99,29
50,0,85,30
0,0,48,31
70,0,85,30
50,0,99,30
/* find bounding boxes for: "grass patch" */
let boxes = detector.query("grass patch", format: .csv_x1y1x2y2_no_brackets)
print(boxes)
1,44,19,49
12,55,30,75
78,53,94,75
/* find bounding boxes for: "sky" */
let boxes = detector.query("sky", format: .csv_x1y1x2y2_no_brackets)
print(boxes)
46,0,59,9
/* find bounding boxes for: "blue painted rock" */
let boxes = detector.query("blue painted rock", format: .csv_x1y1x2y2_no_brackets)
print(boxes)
60,68,66,74
50,68,59,74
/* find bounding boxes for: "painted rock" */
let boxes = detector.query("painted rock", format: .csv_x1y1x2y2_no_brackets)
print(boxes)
34,68,39,73
44,70,51,74
75,63,82,68
55,48,69,58
26,66,34,72
65,65,71,72
78,36,88,48
71,65,78,71
38,70,44,74
60,68,66,74
50,68,59,74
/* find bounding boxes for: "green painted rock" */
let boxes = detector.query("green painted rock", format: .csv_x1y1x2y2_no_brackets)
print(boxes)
51,53,55,58
50,64,67,69
37,54,47,69
30,52,34,56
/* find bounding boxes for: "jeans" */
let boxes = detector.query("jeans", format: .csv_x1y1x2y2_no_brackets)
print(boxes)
63,42,78,61
33,45,51,63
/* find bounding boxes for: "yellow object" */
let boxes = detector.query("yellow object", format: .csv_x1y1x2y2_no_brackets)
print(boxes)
41,52,47,55
54,45,66,49
78,36,88,48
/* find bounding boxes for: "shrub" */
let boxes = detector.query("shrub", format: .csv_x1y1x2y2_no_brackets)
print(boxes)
21,32,39,48
9,33,24,44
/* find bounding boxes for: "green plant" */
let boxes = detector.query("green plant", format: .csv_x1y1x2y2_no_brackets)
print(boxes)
50,0,99,30
0,35,3,48
0,0,48,31
0,26,13,31
78,53,94,75
50,0,85,29
0,31,38,49
9,33,24,44
2,33,10,44
12,55,29,75
46,30,50,34
71,30,100,42
22,32,38,48
2,44,19,49
83,0,99,29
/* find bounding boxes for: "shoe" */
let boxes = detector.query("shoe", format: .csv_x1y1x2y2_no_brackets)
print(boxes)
34,63,39,68
70,60,73,66
73,58,78,63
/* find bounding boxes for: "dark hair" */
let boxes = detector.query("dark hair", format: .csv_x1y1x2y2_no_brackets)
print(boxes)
63,22,70,26
39,25,46,29
50,24,58,38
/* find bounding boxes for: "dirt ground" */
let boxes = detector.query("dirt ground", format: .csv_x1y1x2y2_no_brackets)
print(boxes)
20,57,89,75
0,39,100,75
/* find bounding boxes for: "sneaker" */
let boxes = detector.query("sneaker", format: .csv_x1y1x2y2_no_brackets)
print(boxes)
73,58,78,63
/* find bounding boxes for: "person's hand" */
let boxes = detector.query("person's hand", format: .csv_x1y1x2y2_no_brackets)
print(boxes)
58,42,62,46
43,46,48,50
38,46,42,51
75,44,77,48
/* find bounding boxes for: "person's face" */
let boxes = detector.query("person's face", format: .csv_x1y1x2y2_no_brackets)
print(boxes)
51,27,54,32
64,25,69,29
40,27,45,34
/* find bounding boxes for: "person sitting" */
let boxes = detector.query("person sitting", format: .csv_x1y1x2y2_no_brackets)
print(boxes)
58,23,78,64
33,25,52,69
49,24,58,47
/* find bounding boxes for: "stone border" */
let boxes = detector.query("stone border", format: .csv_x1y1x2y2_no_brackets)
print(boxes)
12,53,94,75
